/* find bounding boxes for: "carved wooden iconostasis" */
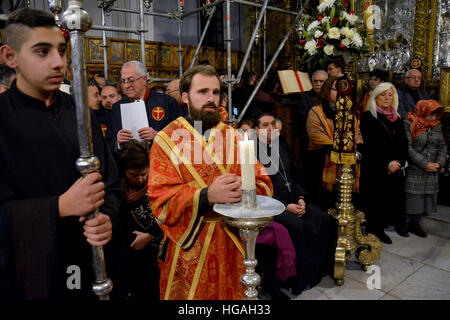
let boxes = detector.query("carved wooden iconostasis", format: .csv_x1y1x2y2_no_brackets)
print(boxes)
83,36,244,85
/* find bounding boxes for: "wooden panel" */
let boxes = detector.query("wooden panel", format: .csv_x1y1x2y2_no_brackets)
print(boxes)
158,43,172,68
145,42,158,66
109,39,125,65
126,41,141,62
87,38,104,63
201,47,216,67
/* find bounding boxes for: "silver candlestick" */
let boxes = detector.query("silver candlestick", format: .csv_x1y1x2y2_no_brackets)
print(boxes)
214,191,284,300
61,0,112,300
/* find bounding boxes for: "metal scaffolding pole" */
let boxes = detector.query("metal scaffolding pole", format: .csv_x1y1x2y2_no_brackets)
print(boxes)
101,7,109,81
139,0,146,66
231,0,297,16
225,0,233,123
190,5,217,68
263,9,266,73
235,0,269,83
90,25,143,33
181,0,225,19
109,6,172,19
149,77,175,83
177,0,184,77
236,0,310,123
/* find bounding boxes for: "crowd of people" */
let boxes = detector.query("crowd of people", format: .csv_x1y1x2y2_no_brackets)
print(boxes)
0,8,448,301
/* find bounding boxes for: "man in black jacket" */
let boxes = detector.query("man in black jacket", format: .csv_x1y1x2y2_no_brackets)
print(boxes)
0,8,121,300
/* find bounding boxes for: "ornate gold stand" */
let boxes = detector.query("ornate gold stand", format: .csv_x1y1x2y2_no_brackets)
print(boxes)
328,164,382,286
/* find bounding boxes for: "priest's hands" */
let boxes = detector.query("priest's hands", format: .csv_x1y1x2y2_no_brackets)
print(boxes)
79,213,112,246
58,172,105,218
130,231,153,250
138,127,157,141
286,199,306,218
207,173,242,204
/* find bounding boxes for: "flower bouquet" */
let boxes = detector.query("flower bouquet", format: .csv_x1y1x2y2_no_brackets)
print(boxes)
297,0,370,71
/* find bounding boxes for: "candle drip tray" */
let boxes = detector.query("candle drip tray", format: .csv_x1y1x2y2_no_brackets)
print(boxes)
214,195,285,220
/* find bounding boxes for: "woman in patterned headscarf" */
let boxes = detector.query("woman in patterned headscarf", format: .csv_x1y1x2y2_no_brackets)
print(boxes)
403,100,447,238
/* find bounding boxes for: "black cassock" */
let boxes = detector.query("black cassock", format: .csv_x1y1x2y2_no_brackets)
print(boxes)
0,81,121,300
256,137,335,295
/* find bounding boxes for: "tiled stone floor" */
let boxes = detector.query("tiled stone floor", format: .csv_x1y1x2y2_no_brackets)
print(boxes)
283,205,450,300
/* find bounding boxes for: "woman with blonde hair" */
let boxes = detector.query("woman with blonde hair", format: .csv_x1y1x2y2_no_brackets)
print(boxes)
403,100,447,238
360,82,409,244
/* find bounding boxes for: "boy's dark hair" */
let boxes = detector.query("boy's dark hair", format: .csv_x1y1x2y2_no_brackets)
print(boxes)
103,81,118,89
198,60,211,66
118,140,150,173
179,65,220,94
369,69,386,82
238,119,254,128
5,8,58,51
328,61,343,71
87,78,98,87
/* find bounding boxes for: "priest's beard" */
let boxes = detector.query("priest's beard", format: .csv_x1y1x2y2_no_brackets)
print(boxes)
188,98,221,131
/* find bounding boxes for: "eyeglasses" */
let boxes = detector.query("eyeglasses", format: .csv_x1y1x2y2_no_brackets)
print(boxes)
406,76,421,81
120,76,144,85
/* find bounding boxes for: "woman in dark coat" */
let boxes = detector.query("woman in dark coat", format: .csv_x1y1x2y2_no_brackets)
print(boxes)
114,140,163,301
360,82,409,244
403,100,448,237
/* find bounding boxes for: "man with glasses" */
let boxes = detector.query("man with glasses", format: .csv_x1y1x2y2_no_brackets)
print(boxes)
397,68,430,118
109,60,181,151
296,69,328,169
166,78,187,116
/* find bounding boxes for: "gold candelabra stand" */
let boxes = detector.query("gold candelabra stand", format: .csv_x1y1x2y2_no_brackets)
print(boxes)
328,164,382,286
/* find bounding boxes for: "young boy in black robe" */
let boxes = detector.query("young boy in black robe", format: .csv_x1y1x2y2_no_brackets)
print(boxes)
0,8,121,300
255,113,335,296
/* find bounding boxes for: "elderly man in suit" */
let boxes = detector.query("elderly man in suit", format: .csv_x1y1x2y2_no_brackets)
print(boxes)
397,69,430,118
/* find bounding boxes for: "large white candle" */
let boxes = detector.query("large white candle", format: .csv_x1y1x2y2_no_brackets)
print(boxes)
239,132,256,190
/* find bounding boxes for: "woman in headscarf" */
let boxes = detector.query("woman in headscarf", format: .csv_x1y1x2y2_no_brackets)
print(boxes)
306,76,363,210
360,82,409,244
403,100,447,238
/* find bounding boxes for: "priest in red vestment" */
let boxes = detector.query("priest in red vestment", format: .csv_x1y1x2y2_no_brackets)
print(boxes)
148,65,273,300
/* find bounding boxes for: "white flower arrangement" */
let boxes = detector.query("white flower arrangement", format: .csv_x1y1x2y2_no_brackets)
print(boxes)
305,40,318,55
324,44,335,55
318,0,336,13
328,27,341,39
342,11,359,25
297,0,369,68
